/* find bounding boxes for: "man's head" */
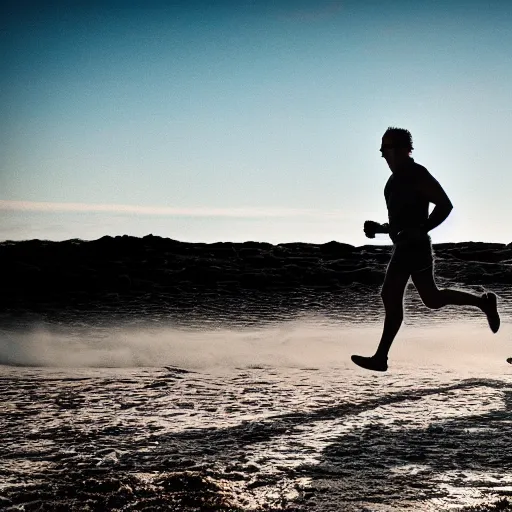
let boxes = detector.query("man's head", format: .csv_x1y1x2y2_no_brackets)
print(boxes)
380,127,413,172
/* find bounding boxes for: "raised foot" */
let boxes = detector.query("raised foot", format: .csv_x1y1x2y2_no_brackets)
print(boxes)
482,292,500,333
351,355,388,372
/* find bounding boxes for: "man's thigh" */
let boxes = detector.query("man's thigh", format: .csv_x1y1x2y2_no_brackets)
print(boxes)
381,263,411,303
411,266,440,305
389,235,433,274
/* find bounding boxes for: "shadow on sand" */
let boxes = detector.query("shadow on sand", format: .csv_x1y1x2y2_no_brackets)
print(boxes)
152,378,512,510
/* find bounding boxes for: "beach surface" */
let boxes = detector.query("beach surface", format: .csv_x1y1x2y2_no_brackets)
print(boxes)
1,237,512,511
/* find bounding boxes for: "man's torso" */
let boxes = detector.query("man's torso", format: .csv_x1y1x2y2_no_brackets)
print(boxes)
384,159,431,242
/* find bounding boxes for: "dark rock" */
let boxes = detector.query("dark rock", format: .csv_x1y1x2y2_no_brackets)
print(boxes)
0,236,509,322
320,241,356,258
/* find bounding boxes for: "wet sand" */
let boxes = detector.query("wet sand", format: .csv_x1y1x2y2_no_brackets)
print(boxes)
1,237,512,511
1,334,512,511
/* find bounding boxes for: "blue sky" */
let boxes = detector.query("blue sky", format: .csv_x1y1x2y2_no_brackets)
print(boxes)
1,0,511,244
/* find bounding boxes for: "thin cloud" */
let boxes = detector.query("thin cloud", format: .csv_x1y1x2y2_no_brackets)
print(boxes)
0,200,352,220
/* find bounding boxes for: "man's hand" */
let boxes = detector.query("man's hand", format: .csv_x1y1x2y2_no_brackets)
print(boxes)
364,220,381,239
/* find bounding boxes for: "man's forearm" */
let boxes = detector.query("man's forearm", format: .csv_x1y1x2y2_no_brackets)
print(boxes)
424,205,452,232
378,223,390,234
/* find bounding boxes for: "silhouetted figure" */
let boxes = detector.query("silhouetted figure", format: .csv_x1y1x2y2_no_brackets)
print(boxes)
351,127,500,372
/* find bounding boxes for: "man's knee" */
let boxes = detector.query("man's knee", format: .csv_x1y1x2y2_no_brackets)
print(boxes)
421,289,445,310
380,290,404,312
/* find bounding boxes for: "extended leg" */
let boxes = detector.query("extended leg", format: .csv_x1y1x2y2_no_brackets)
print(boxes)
411,267,500,332
351,265,411,371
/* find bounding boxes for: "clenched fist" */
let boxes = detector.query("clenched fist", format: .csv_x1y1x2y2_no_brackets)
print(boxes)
364,220,381,239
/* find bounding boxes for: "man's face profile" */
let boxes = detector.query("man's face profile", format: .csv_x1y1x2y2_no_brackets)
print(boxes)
380,135,396,171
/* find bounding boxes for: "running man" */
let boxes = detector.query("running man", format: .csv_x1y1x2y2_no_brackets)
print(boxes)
351,127,500,372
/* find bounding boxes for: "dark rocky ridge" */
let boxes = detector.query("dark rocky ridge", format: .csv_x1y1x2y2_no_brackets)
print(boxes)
1,235,511,324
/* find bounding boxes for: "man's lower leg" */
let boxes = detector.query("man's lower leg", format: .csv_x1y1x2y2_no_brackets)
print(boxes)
351,305,403,372
437,289,499,333
374,306,403,360
438,288,483,308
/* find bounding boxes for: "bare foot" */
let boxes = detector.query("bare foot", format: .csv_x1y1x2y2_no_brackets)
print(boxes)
351,355,388,372
481,292,500,333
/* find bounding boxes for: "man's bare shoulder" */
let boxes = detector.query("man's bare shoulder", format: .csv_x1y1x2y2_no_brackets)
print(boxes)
412,161,452,206
412,161,430,175
412,161,438,184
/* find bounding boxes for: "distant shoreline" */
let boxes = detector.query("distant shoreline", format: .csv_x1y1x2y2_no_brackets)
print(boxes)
2,234,511,247
1,235,510,325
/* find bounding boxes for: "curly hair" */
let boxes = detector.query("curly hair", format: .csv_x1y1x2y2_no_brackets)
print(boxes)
383,127,414,152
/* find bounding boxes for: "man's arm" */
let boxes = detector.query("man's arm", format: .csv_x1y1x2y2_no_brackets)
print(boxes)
364,220,389,238
420,172,453,232
377,222,390,234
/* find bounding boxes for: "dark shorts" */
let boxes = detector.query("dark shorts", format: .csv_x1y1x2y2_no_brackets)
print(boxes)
388,234,433,274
